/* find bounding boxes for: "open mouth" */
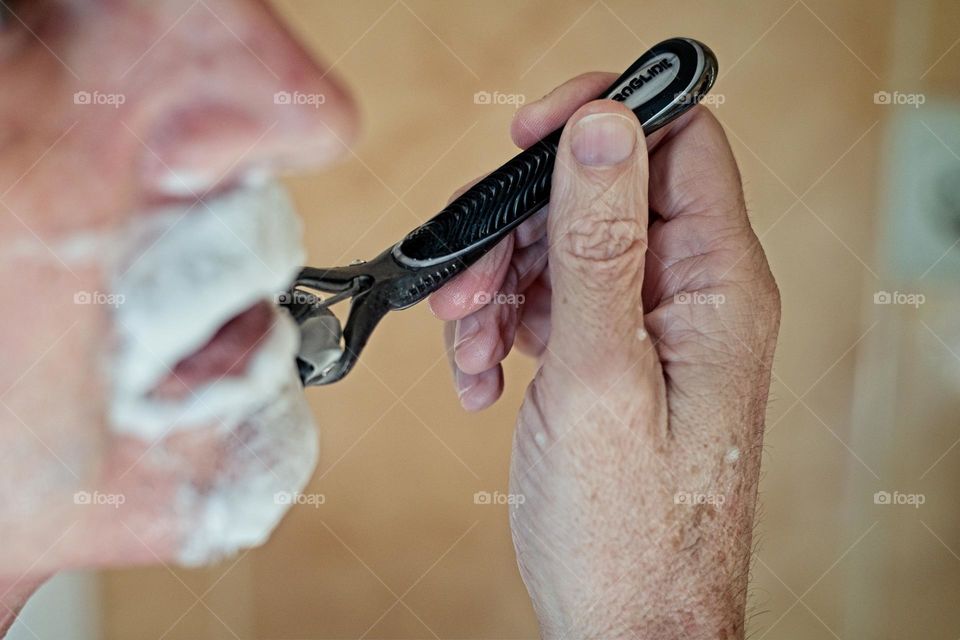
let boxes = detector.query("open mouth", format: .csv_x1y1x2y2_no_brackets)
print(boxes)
150,300,275,400
107,180,308,439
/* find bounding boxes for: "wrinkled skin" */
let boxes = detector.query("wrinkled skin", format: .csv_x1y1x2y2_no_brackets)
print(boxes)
0,0,356,629
430,76,780,637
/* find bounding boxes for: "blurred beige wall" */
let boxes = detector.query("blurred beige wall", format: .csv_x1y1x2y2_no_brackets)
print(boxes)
102,1,960,638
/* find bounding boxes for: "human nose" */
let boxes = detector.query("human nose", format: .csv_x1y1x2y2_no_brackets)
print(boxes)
134,1,359,197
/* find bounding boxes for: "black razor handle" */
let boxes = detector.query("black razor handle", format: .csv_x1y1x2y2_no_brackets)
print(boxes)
390,37,717,292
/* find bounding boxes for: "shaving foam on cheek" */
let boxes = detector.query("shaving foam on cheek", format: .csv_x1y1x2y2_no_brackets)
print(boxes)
0,231,119,264
153,168,224,199
175,367,319,566
107,181,306,437
111,308,301,437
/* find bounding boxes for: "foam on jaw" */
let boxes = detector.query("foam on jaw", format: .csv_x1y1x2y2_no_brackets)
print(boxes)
175,366,319,566
108,181,305,438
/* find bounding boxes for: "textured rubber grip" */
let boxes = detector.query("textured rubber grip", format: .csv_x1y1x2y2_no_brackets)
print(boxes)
396,130,560,265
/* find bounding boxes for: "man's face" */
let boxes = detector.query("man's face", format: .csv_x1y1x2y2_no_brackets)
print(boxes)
0,0,357,575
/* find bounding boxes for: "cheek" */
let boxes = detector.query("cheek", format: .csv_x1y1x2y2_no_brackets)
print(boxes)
0,257,111,469
0,256,117,572
0,127,143,246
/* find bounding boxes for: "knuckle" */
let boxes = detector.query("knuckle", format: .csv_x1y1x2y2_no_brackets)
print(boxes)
737,237,781,329
560,215,645,265
752,271,782,342
552,157,647,269
760,274,781,318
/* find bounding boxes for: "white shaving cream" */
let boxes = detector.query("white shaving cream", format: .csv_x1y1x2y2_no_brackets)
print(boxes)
176,369,319,566
109,181,305,438
104,179,319,564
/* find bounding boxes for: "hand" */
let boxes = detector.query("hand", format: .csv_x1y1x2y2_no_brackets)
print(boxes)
430,73,779,638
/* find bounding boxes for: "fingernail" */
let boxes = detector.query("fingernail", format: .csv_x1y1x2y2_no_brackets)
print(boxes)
571,112,636,167
460,389,486,412
457,374,485,412
456,368,472,393
454,314,480,350
455,369,479,409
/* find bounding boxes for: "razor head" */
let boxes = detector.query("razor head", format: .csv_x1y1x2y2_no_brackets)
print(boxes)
295,305,345,385
278,263,388,386
277,287,349,385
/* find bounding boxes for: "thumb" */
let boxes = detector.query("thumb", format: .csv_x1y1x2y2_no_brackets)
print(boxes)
546,100,651,379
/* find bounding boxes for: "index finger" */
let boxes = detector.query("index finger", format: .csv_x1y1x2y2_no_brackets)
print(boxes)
647,106,747,229
511,72,617,148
